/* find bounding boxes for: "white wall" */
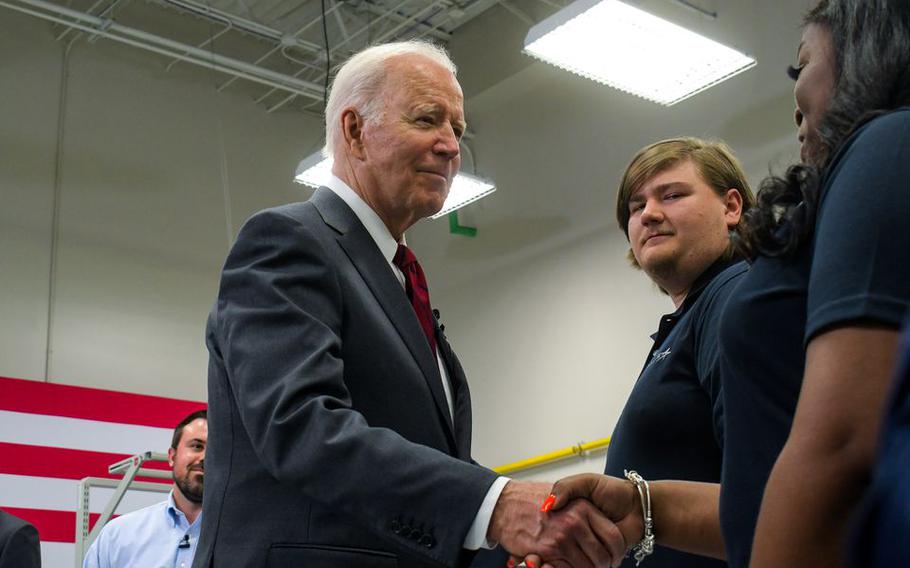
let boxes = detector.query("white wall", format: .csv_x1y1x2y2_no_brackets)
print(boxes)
424,224,669,475
1,12,322,399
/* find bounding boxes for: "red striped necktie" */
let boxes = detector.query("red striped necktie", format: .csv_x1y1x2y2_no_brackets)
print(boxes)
393,244,437,356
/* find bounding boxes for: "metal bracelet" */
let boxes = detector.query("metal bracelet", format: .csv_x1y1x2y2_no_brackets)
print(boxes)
624,469,655,566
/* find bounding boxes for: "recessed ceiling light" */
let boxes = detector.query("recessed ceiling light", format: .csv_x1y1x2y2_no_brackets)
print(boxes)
523,0,757,106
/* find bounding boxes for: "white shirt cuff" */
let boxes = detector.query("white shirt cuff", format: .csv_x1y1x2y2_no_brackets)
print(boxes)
463,476,510,550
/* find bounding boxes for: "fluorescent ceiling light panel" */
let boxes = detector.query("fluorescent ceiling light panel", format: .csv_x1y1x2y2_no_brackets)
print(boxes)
523,0,757,106
293,151,334,189
294,154,496,220
430,171,496,219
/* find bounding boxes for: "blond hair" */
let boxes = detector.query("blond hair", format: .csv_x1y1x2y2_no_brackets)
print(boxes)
616,137,755,268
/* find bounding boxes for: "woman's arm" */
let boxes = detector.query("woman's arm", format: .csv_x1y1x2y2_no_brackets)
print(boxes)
542,474,725,560
750,324,899,567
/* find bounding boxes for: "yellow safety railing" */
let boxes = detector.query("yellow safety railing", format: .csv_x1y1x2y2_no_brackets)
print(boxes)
493,437,611,476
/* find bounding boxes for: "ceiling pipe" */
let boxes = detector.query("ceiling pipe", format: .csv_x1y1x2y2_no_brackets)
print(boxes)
330,0,352,44
1,0,325,100
256,0,416,108
216,0,345,94
265,0,448,113
156,0,331,78
157,0,325,52
56,0,124,42
355,0,452,41
165,21,233,71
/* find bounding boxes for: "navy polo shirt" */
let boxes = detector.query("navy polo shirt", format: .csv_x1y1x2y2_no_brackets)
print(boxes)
719,109,910,568
850,318,910,567
605,258,747,568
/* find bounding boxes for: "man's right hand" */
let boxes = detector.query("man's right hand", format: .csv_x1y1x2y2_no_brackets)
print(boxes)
487,480,628,568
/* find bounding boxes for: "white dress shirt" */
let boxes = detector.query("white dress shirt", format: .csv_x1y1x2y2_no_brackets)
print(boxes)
323,175,508,550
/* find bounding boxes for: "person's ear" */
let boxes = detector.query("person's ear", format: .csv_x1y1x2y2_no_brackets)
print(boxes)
167,447,176,468
341,108,366,159
724,188,744,227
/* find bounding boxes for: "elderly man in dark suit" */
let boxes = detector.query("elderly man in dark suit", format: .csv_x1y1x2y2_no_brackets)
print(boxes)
193,40,624,568
0,510,40,568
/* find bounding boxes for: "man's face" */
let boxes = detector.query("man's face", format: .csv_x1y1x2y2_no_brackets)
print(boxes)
168,418,207,504
627,160,741,285
348,54,465,231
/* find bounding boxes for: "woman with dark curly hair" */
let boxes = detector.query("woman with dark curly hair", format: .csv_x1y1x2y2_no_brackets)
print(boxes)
719,1,910,565
520,1,910,567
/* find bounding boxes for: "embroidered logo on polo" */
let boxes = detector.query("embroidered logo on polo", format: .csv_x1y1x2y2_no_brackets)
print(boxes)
651,348,672,362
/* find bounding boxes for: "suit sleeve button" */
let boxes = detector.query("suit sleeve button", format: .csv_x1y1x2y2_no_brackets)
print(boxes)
408,529,421,540
419,534,435,548
391,520,401,534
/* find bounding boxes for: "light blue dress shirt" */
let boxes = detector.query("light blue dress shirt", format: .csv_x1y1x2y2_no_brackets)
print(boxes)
83,491,201,568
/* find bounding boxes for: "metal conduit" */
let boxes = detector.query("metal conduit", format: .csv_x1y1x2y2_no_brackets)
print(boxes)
1,0,325,100
165,24,233,72
157,0,324,52
216,0,345,93
358,0,451,41
254,0,416,106
265,0,448,112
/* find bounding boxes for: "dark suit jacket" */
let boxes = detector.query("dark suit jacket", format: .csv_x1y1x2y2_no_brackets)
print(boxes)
194,188,499,568
0,510,40,568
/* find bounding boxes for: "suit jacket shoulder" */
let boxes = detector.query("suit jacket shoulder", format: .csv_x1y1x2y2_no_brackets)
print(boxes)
0,511,40,568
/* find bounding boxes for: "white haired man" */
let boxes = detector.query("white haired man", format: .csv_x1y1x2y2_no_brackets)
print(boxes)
193,41,626,568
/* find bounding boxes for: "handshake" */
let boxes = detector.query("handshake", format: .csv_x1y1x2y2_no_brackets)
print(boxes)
487,474,647,568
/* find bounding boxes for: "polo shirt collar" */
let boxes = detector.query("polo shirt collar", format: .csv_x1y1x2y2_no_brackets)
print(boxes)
650,255,742,343
680,255,742,311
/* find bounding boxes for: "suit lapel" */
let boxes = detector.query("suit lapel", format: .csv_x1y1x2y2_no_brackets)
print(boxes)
311,188,457,445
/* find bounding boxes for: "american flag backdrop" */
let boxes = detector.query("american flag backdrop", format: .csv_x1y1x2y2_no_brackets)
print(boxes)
0,376,206,567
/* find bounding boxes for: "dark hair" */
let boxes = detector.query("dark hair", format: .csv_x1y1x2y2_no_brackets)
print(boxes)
171,409,207,449
616,137,754,268
740,0,910,259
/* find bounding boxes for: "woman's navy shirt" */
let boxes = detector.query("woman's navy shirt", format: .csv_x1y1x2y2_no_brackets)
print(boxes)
605,258,747,568
718,109,910,567
850,317,910,567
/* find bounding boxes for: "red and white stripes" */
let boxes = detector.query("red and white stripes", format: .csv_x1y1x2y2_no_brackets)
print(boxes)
0,376,205,567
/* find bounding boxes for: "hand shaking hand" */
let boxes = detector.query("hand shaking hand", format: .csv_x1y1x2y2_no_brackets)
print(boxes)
503,474,645,568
